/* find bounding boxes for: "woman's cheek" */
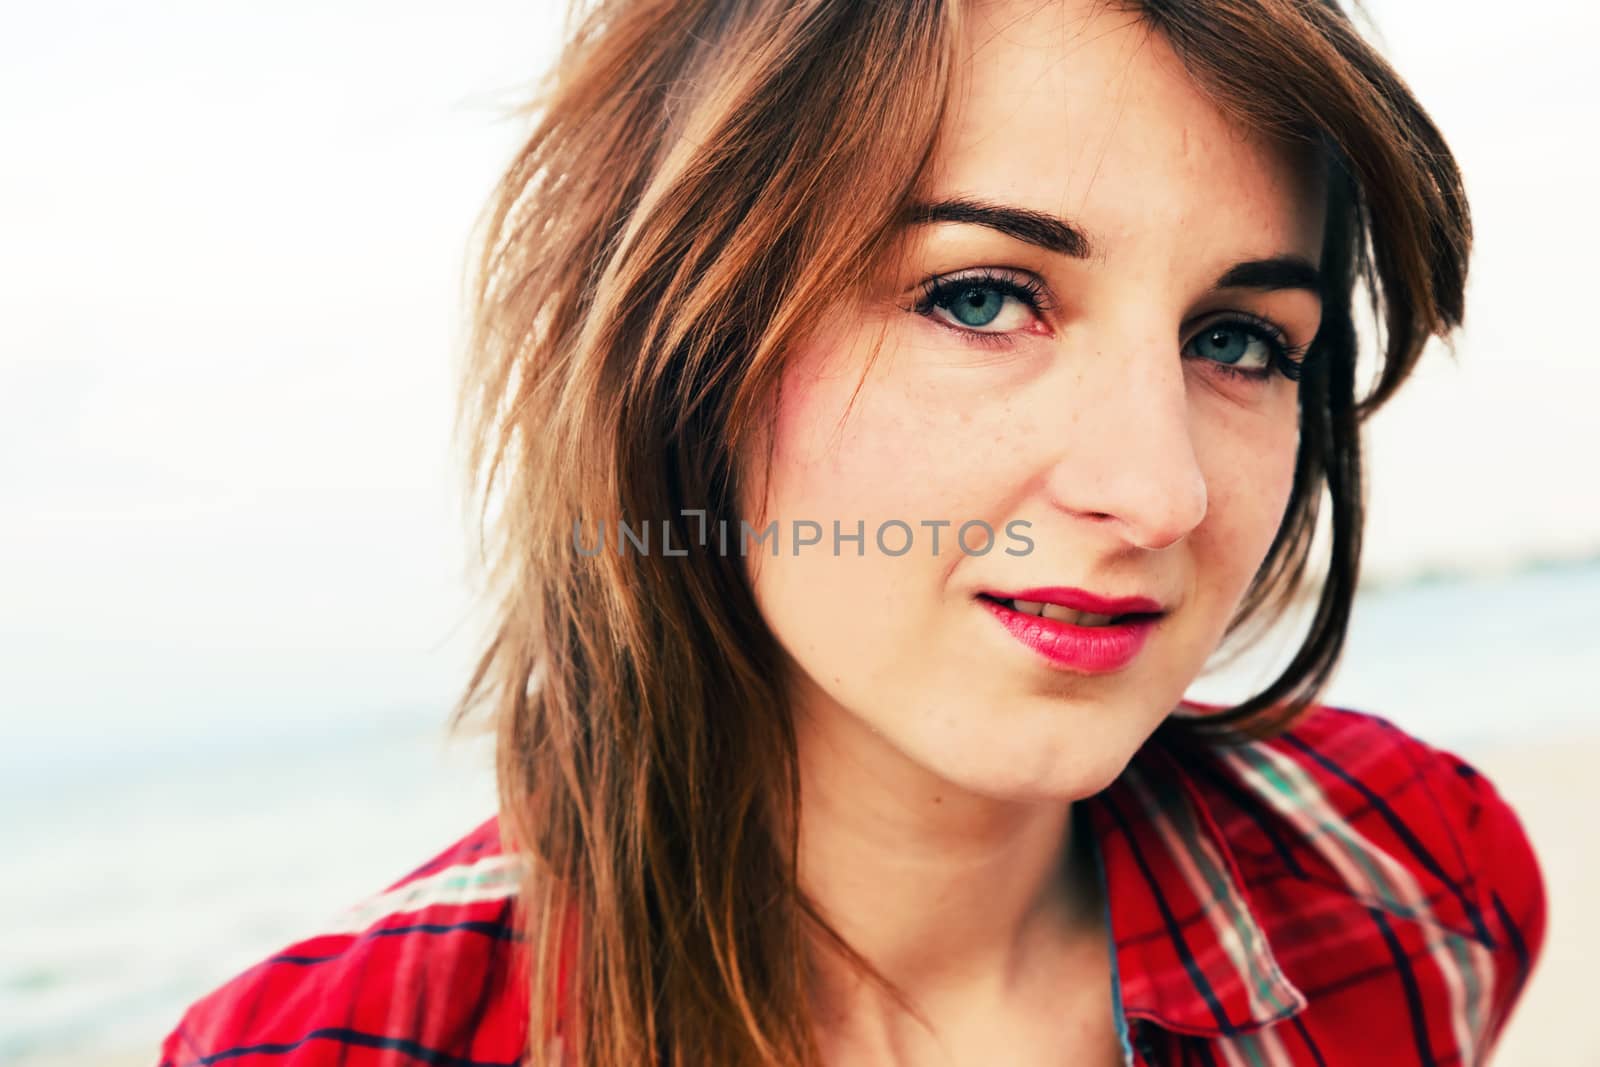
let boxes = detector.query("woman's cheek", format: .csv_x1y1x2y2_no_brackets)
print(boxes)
1198,418,1301,591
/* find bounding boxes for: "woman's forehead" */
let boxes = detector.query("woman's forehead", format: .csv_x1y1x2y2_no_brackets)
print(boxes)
930,0,1327,262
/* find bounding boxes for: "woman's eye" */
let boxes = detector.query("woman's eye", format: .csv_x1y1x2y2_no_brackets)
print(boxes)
1190,323,1272,370
1183,317,1302,381
911,271,1051,342
948,287,1003,326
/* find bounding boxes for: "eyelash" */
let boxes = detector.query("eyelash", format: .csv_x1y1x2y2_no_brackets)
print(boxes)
911,270,1055,350
1198,311,1311,384
910,270,1311,383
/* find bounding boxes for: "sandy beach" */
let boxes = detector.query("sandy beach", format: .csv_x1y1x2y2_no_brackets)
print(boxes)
1458,734,1596,1066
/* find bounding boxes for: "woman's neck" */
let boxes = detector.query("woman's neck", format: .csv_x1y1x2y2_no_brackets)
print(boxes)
791,691,1105,1030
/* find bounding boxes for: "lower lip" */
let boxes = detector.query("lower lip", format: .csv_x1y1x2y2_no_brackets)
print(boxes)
978,597,1160,673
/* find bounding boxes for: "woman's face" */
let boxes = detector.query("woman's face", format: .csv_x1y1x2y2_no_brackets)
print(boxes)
744,0,1326,801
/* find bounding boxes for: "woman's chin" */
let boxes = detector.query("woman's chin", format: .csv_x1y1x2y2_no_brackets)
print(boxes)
914,736,1137,806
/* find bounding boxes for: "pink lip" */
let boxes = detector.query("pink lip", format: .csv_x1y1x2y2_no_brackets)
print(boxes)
981,586,1165,616
977,593,1163,673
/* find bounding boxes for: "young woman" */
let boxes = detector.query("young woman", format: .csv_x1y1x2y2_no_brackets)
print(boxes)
159,0,1547,1064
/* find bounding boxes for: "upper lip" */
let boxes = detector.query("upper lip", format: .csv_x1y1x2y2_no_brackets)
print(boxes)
978,586,1167,616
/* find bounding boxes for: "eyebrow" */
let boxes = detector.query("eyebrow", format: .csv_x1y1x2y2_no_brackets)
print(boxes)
906,196,1093,259
904,195,1323,296
1208,256,1322,296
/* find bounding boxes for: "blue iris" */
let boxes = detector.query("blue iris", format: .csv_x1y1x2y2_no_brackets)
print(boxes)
940,286,1006,327
1194,325,1251,365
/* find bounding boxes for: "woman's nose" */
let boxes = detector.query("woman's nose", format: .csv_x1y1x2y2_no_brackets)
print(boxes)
1039,333,1209,552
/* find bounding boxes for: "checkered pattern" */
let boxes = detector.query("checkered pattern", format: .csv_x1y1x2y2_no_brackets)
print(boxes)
159,704,1545,1066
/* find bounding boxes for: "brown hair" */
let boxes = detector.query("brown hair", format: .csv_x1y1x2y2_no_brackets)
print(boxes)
448,0,1469,1063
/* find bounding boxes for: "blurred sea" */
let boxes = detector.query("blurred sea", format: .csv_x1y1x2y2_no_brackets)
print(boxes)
3,556,1597,1065
0,717,498,1065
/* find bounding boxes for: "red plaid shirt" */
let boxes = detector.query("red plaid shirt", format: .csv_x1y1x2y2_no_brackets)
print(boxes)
158,704,1546,1066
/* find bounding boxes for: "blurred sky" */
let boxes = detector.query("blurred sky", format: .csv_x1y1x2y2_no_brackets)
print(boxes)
2,1,1597,762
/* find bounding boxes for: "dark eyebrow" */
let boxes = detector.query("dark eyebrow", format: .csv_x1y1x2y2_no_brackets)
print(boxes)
905,196,1324,297
1210,256,1322,296
904,196,1095,259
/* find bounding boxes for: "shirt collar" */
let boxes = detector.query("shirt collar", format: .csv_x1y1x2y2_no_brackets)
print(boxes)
1085,708,1507,1042
1084,736,1309,1038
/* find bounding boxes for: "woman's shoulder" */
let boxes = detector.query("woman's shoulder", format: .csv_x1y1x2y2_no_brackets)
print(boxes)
1173,701,1548,1054
158,814,531,1067
1227,702,1546,925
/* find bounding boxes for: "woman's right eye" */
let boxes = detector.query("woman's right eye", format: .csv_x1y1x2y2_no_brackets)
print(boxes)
910,269,1053,346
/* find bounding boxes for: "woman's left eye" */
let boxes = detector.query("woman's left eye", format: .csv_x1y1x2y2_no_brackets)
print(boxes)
1183,315,1307,383
911,269,1051,348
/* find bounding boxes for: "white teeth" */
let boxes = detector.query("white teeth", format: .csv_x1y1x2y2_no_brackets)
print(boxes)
997,598,1118,626
1040,604,1116,626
